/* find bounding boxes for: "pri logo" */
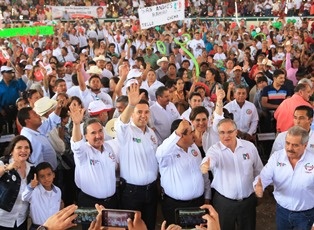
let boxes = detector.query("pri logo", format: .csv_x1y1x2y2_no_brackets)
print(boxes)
90,159,100,166
246,109,252,115
242,153,250,160
191,149,198,157
304,163,314,173
277,162,286,167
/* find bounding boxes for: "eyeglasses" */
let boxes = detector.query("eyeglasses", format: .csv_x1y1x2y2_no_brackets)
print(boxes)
218,129,236,135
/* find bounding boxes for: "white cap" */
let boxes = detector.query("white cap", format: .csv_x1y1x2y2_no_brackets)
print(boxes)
1,66,14,73
126,69,142,80
88,100,112,116
24,65,33,70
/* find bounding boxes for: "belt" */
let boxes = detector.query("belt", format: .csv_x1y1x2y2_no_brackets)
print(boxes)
163,193,203,203
80,190,116,202
123,179,157,191
216,191,254,202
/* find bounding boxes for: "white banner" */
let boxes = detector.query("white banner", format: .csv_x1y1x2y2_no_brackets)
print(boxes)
138,0,185,29
49,6,107,19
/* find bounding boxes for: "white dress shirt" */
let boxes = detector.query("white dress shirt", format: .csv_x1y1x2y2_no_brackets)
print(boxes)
20,112,60,169
150,102,180,144
224,100,259,135
157,132,211,200
115,118,158,185
271,130,314,155
203,139,263,200
71,139,117,199
254,149,314,211
22,184,61,225
80,89,113,109
141,80,164,101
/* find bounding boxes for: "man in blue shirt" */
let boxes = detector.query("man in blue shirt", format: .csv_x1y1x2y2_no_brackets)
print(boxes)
0,66,26,134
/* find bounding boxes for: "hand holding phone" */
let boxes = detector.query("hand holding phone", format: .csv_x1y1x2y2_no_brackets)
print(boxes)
175,207,209,228
102,209,136,228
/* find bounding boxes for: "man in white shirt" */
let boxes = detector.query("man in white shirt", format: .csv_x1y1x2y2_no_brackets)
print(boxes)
156,119,211,225
188,31,205,58
150,86,180,144
70,108,118,230
201,119,263,230
254,126,314,230
224,85,259,141
271,105,314,155
116,83,158,230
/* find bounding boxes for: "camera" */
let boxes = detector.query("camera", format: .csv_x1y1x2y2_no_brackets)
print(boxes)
102,209,135,228
175,207,209,228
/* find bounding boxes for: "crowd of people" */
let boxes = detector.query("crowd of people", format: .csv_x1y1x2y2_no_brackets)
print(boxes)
2,0,314,23
0,6,314,230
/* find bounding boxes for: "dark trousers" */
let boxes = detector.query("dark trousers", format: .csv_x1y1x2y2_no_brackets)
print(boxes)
276,204,314,230
0,220,27,230
29,224,40,230
161,193,204,226
213,191,257,230
120,180,158,230
77,190,118,230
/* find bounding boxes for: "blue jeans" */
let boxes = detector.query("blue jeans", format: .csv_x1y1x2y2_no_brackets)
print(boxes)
276,204,314,230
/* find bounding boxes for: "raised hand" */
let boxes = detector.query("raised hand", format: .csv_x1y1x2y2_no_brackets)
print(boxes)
69,107,86,125
216,84,225,102
30,173,38,188
127,83,144,107
175,119,191,137
254,177,264,198
200,158,210,174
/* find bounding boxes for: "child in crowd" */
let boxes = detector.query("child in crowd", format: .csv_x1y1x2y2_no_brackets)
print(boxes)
22,162,62,230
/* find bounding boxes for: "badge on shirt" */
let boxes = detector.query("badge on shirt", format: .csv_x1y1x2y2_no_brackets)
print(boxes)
90,159,100,166
108,152,115,160
191,149,198,157
246,109,252,115
12,175,16,181
132,137,141,143
151,135,157,145
310,144,314,149
242,153,250,160
176,154,181,158
304,163,314,173
277,162,286,167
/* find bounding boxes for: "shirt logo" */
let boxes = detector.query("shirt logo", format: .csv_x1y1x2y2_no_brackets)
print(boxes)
277,162,286,167
304,163,314,173
132,137,141,143
109,152,115,160
151,135,157,145
246,109,252,115
90,159,100,166
191,149,198,157
310,144,314,149
242,153,250,160
176,154,181,158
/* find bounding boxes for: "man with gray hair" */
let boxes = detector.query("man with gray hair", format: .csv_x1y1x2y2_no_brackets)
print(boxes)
201,118,263,230
254,126,314,230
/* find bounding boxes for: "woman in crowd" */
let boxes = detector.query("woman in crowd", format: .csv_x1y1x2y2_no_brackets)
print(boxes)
205,68,222,103
0,135,35,230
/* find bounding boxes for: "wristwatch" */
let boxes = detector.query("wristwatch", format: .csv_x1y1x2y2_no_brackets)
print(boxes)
37,226,48,230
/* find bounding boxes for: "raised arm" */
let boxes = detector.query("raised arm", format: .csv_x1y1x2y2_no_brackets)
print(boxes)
69,107,85,142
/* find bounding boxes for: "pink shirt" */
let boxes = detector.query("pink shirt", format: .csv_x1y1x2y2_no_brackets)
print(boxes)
274,94,312,132
285,52,298,86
